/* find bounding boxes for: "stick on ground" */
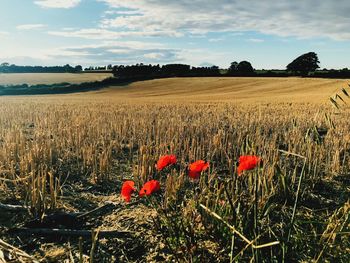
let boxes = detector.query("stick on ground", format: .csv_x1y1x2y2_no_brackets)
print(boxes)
10,228,132,239
0,202,29,212
0,238,38,262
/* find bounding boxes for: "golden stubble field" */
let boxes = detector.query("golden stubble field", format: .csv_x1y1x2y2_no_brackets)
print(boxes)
0,77,349,262
95,77,348,102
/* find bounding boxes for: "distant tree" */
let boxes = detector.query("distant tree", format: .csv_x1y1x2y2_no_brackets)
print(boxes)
227,61,254,76
107,64,113,70
74,65,83,72
113,64,161,78
228,61,238,75
286,52,320,76
161,64,191,77
190,65,220,76
1,62,9,67
237,61,254,75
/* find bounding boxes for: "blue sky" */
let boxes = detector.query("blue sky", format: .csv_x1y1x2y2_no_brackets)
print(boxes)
0,0,350,69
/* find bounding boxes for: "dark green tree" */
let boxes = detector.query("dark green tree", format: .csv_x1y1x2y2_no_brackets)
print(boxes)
286,52,320,76
237,61,254,75
228,61,238,73
74,65,83,72
228,61,254,76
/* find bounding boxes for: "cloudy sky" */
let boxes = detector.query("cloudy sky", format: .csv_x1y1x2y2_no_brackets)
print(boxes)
1,0,350,69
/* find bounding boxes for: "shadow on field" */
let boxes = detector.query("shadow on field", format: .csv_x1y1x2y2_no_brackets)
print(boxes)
0,77,152,96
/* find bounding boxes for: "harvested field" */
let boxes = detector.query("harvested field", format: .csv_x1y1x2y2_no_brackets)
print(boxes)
94,77,349,102
0,77,349,262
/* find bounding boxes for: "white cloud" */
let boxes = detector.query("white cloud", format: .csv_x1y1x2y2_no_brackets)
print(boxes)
247,38,264,43
104,10,141,15
0,39,249,68
97,0,350,40
0,40,181,66
16,24,46,30
209,38,225,42
0,31,9,37
34,0,81,9
48,28,183,39
0,50,51,64
143,52,167,59
49,28,122,39
108,49,132,54
44,41,180,65
62,27,77,31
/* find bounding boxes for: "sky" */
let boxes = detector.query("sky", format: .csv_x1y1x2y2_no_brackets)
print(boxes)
0,0,350,69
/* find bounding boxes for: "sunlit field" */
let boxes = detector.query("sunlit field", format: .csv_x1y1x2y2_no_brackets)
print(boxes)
0,73,112,85
0,77,349,262
95,77,347,102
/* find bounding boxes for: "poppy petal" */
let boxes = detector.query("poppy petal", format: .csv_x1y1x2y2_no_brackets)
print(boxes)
121,180,135,202
237,155,261,175
188,160,209,179
139,180,161,197
156,155,177,171
189,170,201,179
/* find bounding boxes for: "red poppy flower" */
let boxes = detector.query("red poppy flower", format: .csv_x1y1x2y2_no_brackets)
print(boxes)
156,154,177,171
237,155,261,175
188,160,209,179
121,180,136,202
139,180,160,197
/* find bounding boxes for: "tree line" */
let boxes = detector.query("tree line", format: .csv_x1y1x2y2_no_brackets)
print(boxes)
111,53,350,79
0,63,82,73
2,52,350,78
111,52,350,79
112,64,221,78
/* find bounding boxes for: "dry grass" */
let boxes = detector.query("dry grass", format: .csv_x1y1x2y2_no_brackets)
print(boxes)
95,77,349,102
0,77,349,262
0,72,112,85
